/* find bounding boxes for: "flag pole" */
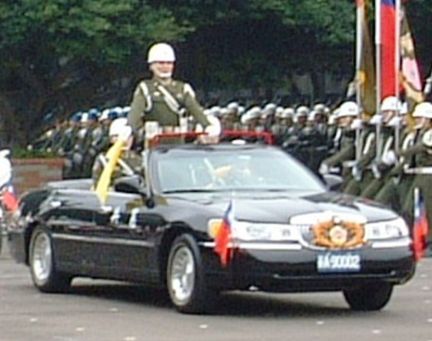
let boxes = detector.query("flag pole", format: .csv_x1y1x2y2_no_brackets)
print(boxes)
355,0,364,162
394,0,401,153
375,0,383,161
424,67,432,97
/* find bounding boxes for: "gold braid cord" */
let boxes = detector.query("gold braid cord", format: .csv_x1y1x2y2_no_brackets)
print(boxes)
312,220,365,249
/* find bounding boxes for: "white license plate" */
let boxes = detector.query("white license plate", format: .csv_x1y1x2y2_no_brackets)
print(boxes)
317,252,361,272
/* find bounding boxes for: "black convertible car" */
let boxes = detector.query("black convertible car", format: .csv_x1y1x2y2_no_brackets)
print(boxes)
8,143,415,313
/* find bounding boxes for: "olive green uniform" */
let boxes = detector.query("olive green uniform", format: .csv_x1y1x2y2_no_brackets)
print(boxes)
343,126,377,195
374,127,423,216
401,128,432,238
361,126,410,199
320,128,355,176
128,78,209,131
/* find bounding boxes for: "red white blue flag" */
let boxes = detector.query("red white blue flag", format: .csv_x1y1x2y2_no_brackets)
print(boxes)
214,201,234,267
2,186,19,212
413,188,429,261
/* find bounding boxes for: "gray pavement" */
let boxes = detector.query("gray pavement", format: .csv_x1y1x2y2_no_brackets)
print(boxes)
1,238,431,341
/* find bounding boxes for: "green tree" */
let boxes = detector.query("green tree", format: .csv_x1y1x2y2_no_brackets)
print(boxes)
0,0,190,144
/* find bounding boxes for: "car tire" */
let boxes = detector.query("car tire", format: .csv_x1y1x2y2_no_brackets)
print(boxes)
167,234,217,314
29,226,71,293
343,283,393,311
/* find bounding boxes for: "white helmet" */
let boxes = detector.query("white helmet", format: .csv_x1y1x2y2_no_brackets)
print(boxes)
380,96,401,112
337,101,359,118
412,102,432,119
295,105,309,117
109,118,132,138
280,107,294,119
147,43,176,63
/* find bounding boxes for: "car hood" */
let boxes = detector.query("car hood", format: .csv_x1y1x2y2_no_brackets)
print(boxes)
169,190,398,223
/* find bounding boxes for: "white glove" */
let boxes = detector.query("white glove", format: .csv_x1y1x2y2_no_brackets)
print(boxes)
204,115,222,137
352,164,362,181
319,163,329,175
369,114,383,125
386,116,402,127
382,150,397,166
350,118,363,130
371,162,381,179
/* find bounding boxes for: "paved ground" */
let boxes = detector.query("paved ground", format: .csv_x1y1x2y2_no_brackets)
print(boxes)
1,239,431,341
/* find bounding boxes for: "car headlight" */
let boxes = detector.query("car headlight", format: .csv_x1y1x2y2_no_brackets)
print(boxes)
208,219,301,242
365,218,409,240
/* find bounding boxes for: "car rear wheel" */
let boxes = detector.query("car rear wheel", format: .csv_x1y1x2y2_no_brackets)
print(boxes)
29,227,71,293
343,283,393,311
167,234,217,314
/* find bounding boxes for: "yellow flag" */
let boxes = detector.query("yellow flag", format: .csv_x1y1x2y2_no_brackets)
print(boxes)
95,139,125,204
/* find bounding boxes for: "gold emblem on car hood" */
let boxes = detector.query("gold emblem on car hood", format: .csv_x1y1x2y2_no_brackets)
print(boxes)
312,217,365,249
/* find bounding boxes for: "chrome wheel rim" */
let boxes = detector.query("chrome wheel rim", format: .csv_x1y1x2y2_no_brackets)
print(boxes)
169,245,195,304
32,232,52,284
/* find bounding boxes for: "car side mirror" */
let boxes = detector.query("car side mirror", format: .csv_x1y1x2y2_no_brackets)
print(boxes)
113,175,146,196
322,174,343,192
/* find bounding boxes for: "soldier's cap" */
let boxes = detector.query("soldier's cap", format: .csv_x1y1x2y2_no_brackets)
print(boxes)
295,105,310,116
380,96,401,112
280,108,295,119
275,106,284,117
263,103,277,113
308,111,317,121
337,101,359,118
99,109,111,121
209,106,222,117
88,112,99,121
412,102,432,119
88,108,100,116
227,102,239,110
241,107,261,124
71,112,82,122
80,113,89,123
220,108,230,117
313,103,327,114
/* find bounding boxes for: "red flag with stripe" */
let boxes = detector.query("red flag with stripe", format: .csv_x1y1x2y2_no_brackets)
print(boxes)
2,189,19,212
413,188,429,261
214,201,234,267
381,0,397,99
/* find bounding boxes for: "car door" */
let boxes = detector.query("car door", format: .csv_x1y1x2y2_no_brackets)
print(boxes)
50,188,102,274
87,187,168,282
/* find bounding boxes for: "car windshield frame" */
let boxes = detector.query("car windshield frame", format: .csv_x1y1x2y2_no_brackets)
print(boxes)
149,144,326,196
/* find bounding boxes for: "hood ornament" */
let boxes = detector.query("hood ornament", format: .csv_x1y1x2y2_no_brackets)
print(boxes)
312,215,365,249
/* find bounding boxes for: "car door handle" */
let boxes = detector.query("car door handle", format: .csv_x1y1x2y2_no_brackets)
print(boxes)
99,205,113,214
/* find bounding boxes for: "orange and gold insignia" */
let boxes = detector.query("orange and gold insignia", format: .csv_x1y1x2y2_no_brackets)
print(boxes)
312,217,365,249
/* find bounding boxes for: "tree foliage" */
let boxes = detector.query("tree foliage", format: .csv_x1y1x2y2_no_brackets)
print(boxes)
0,0,430,145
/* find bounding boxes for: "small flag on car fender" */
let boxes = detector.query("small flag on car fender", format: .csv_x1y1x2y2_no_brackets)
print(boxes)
3,188,19,212
214,200,234,267
413,188,429,261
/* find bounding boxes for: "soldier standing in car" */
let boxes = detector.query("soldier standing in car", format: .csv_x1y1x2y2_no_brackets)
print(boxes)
128,42,218,144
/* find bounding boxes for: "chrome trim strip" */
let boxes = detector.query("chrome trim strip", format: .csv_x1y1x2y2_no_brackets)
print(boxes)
52,233,154,247
200,241,302,251
371,239,411,249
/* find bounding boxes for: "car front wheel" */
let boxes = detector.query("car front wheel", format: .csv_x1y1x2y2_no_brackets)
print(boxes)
343,283,393,311
167,234,216,314
29,227,71,293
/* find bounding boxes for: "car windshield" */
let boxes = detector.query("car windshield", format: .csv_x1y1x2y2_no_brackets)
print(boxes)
154,146,325,194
